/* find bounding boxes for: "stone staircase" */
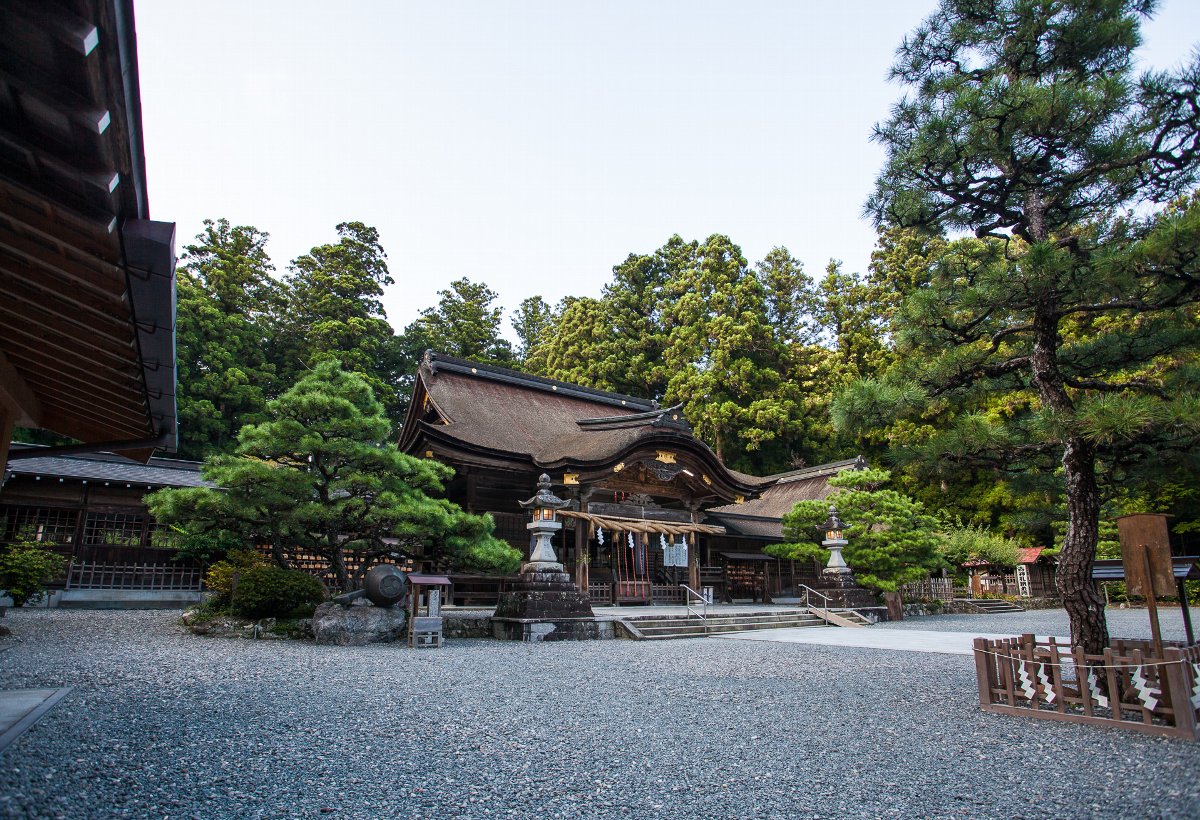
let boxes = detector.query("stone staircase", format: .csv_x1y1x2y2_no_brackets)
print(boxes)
617,608,832,640
957,597,1026,614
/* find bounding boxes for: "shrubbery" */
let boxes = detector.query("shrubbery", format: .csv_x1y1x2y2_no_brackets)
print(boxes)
204,548,270,606
230,565,325,619
0,541,68,607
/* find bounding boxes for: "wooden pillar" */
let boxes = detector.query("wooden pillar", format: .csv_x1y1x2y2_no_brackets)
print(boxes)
688,501,701,592
574,487,593,592
0,404,13,489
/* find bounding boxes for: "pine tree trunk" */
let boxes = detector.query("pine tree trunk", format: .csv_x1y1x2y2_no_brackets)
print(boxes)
1057,436,1110,653
1029,304,1110,653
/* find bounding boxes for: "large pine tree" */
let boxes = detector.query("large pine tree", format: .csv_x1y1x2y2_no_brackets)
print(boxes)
859,0,1200,651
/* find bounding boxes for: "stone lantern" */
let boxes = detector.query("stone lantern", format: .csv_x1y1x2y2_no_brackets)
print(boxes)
811,504,878,608
492,474,602,641
820,505,851,577
518,473,570,572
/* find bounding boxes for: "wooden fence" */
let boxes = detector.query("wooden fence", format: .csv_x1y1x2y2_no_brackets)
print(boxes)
65,561,203,591
899,577,960,601
974,634,1200,740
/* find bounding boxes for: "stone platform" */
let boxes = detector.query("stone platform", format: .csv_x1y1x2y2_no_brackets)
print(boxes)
492,569,604,642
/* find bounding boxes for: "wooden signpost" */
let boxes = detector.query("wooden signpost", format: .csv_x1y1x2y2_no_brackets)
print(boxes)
1116,514,1175,657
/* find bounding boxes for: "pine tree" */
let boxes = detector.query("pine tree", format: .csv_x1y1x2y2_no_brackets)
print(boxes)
768,468,944,592
859,0,1200,652
147,362,520,592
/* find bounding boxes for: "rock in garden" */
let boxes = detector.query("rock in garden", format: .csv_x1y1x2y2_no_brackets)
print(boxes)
311,602,407,646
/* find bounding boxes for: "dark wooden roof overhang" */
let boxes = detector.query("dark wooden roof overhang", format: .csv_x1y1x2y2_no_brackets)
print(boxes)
0,0,176,464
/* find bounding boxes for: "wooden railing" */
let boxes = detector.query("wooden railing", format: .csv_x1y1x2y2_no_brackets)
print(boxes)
587,583,612,605
899,577,960,601
974,634,1200,740
65,561,203,591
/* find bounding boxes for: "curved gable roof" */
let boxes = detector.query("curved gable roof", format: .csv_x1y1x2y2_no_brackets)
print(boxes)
398,353,766,495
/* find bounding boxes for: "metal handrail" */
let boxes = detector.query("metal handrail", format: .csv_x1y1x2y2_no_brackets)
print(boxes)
795,584,832,610
679,583,708,623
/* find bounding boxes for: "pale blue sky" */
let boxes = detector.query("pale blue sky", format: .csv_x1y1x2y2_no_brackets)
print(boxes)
135,1,1200,337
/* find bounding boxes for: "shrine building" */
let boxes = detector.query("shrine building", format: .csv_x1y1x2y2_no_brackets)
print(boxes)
399,352,866,605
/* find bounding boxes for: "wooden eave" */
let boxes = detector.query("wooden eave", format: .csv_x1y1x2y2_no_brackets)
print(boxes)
0,0,177,459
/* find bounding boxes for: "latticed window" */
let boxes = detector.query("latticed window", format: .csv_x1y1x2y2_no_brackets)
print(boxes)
147,522,182,550
0,505,79,545
82,512,145,547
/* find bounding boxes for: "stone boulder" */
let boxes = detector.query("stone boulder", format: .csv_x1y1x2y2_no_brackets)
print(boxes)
311,602,407,646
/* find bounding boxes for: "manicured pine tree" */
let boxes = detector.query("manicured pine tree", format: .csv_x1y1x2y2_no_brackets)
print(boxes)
147,362,521,592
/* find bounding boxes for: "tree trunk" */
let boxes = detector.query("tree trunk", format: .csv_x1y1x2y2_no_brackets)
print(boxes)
330,548,351,593
1057,436,1110,653
1028,305,1110,653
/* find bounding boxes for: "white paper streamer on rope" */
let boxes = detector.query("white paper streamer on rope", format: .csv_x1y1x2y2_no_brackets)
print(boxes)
1191,663,1200,710
1017,661,1037,700
660,534,668,550
1036,664,1055,704
1130,666,1160,711
597,526,604,545
1086,670,1110,708
627,532,635,549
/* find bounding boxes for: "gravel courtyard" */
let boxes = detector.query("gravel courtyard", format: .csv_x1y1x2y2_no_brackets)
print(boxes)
1,609,1199,819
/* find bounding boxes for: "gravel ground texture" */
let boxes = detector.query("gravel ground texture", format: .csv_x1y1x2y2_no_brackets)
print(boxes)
0,608,1197,819
877,606,1199,640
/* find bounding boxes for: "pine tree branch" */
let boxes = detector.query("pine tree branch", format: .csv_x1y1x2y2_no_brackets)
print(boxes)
1062,376,1168,399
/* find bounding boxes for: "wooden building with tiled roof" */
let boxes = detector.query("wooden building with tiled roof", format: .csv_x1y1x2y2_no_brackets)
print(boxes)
400,352,864,604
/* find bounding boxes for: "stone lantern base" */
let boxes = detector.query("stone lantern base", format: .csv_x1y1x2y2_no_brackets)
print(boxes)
813,572,880,609
491,570,609,642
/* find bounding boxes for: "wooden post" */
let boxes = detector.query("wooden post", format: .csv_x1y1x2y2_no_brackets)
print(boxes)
973,637,993,708
1143,547,1165,659
0,405,14,487
1163,648,1199,739
688,503,701,592
1178,577,1195,646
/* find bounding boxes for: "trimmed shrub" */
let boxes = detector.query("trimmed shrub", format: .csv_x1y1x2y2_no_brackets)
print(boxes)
204,549,270,606
230,566,325,619
0,541,68,607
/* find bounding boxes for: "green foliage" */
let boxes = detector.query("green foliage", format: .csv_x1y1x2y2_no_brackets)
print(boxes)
170,527,244,568
174,219,282,459
148,362,520,592
402,278,514,366
204,548,272,606
229,565,325,619
767,468,945,592
858,0,1200,650
939,522,1021,572
276,222,402,417
0,541,68,607
531,234,844,473
511,295,555,364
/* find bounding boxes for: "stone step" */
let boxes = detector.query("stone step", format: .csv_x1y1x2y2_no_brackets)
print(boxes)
955,598,1026,613
626,614,830,640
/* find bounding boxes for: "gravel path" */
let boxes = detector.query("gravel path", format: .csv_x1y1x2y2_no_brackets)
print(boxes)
0,609,1198,819
878,607,1200,641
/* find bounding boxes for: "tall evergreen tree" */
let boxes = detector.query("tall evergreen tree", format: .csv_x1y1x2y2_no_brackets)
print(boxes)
401,278,514,365
511,295,554,364
857,0,1200,652
174,219,283,460
661,234,812,471
276,222,402,418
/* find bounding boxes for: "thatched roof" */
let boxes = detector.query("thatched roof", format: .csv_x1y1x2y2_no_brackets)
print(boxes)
398,353,766,499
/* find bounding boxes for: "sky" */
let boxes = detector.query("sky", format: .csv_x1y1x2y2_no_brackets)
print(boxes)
135,1,1200,338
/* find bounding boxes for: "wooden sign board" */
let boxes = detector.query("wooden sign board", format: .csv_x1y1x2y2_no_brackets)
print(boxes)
1117,514,1175,598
